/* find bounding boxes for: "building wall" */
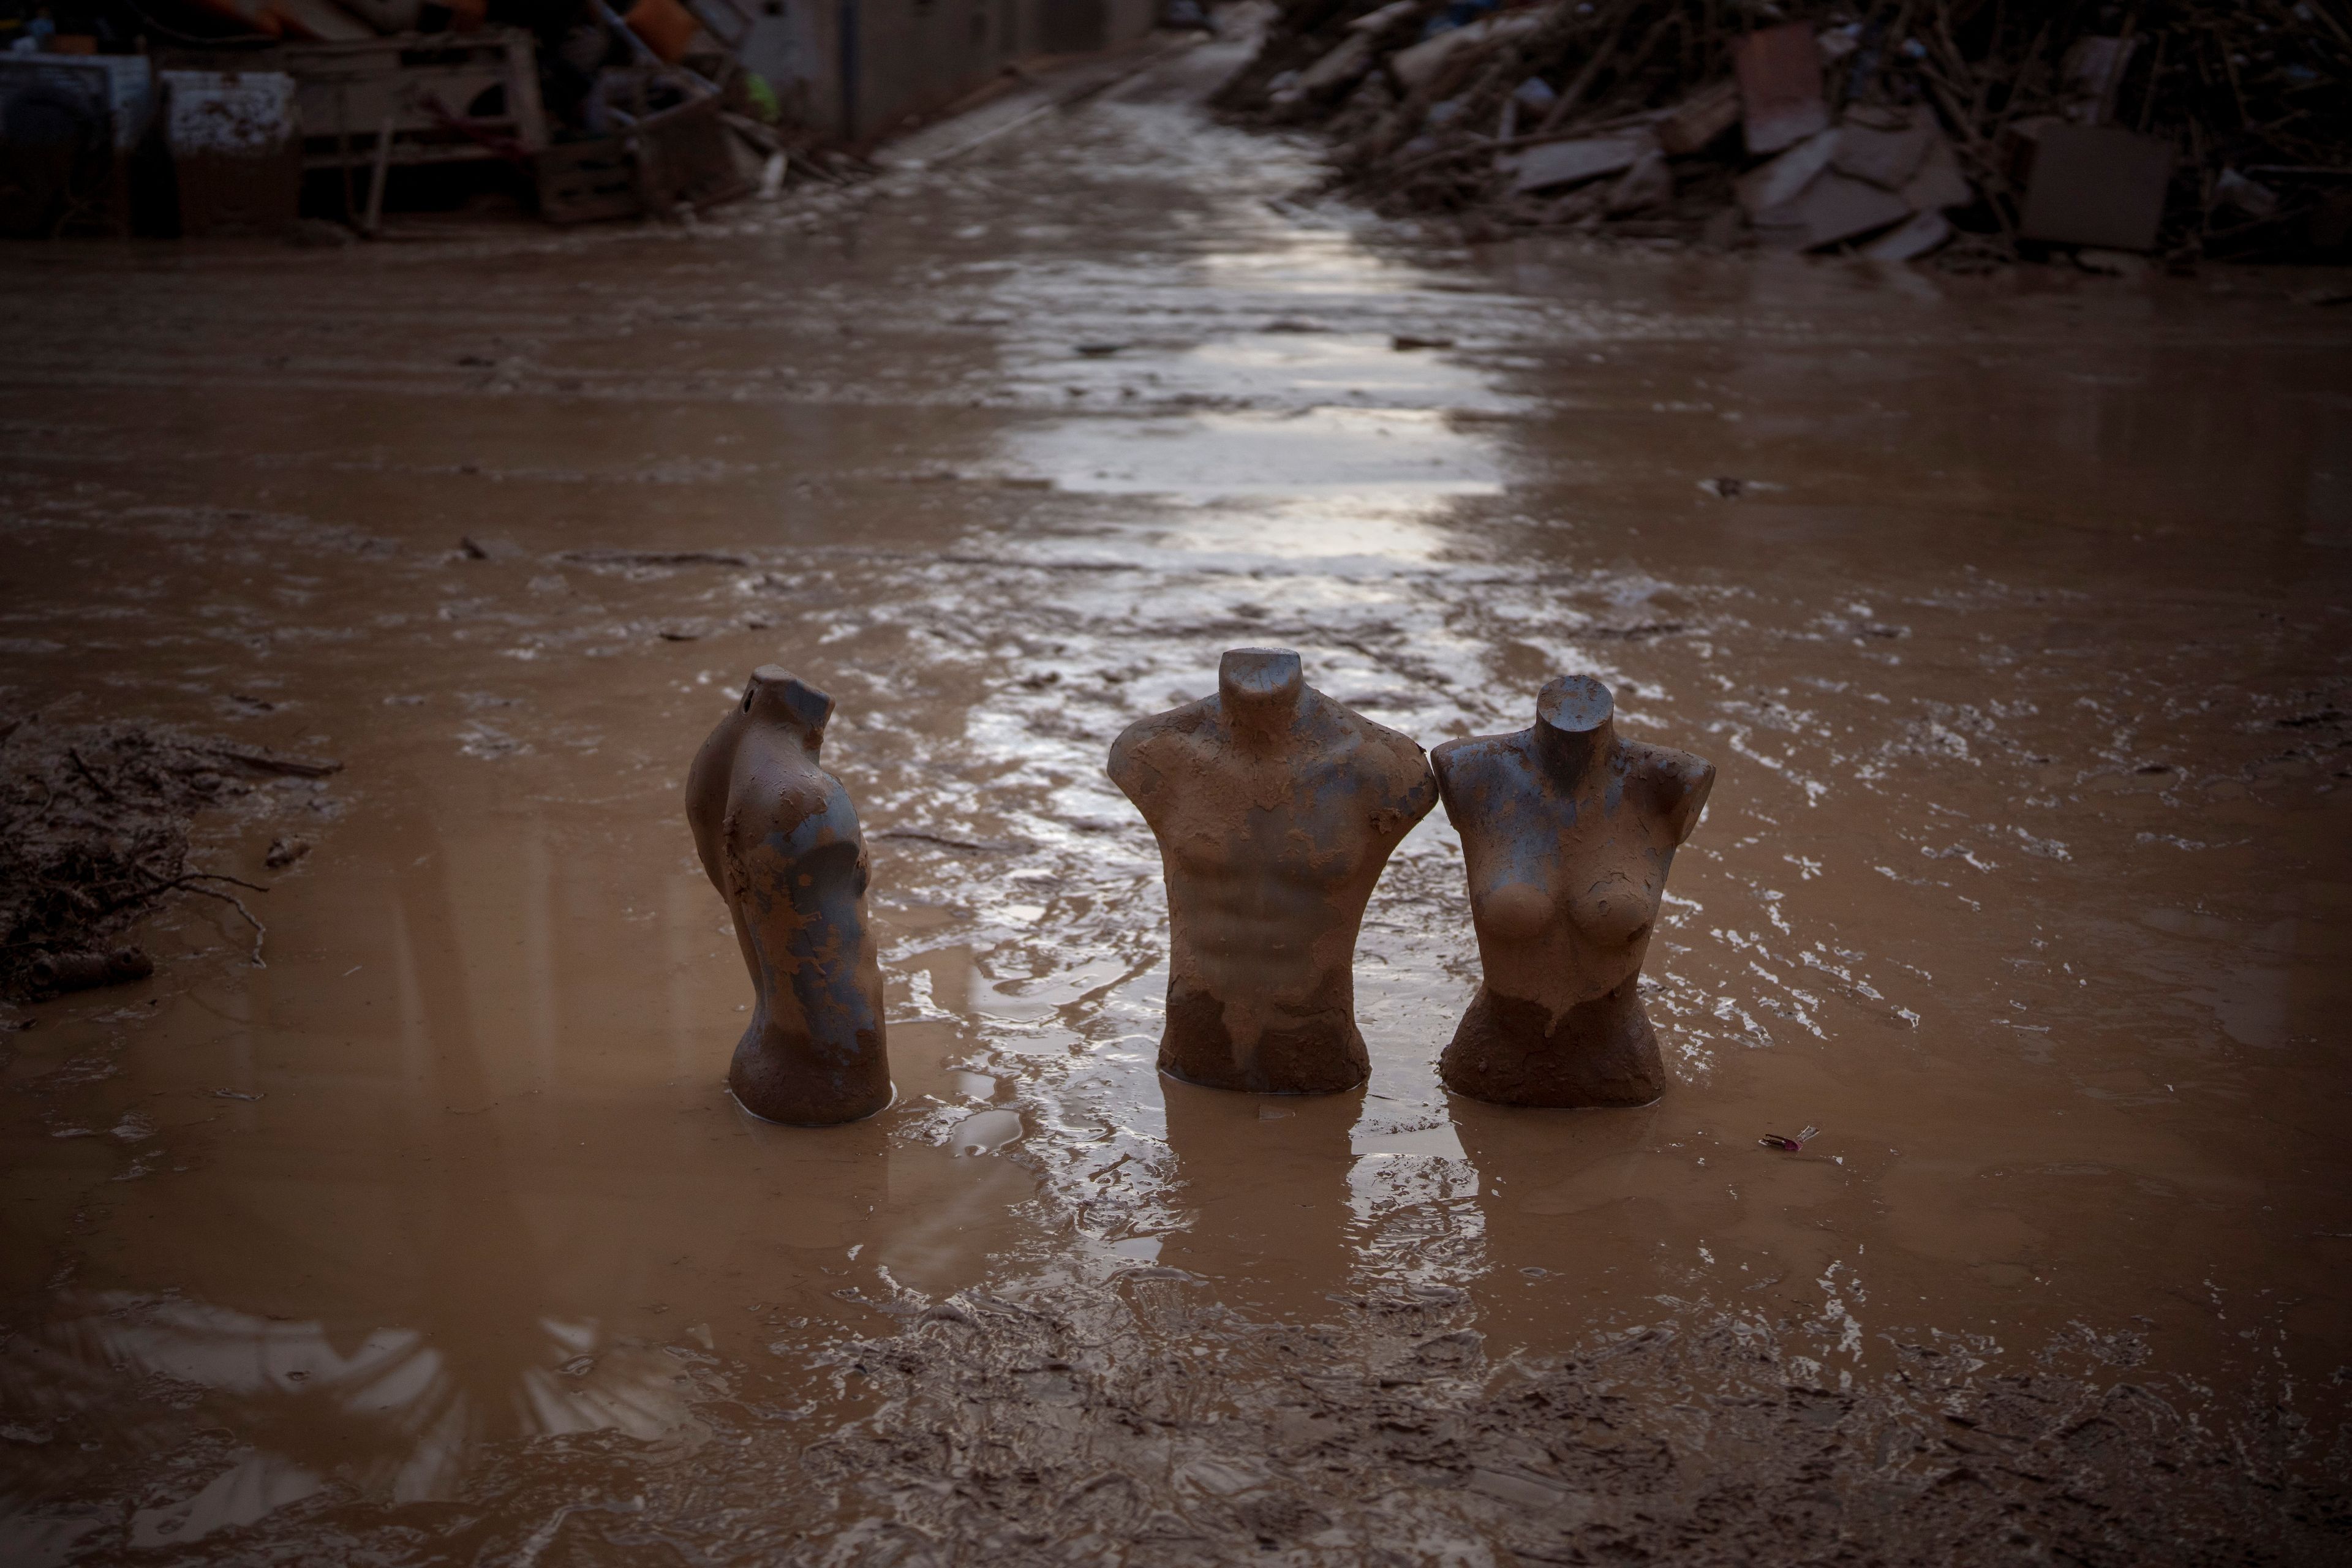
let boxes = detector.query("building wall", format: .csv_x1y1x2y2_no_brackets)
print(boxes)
850,0,1018,142
1025,0,1153,57
737,0,829,130
747,0,1156,143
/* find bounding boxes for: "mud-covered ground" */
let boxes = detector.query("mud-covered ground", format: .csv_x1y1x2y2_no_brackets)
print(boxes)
2,36,2350,1567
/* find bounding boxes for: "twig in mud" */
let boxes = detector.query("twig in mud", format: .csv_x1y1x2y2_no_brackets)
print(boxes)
556,548,753,569
876,828,1026,853
205,744,344,779
182,883,268,967
67,748,118,803
184,869,271,894
1385,107,1664,181
98,864,267,916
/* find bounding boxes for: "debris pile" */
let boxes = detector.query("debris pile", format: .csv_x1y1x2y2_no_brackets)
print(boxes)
0,0,869,239
1218,0,2352,267
0,716,338,997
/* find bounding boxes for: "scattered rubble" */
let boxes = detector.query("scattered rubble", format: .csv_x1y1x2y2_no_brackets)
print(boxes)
0,0,897,238
1220,0,2352,268
28,945,154,995
0,716,338,997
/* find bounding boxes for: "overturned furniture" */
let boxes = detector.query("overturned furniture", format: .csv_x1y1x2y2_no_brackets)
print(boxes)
538,70,760,225
245,26,549,222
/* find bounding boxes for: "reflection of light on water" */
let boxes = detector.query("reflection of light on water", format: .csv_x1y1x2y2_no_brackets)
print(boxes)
1158,499,1457,564
1193,230,1418,294
6,1292,695,1535
1188,334,1469,402
1351,1122,1468,1160
930,164,1526,1294
997,202,1513,509
128,1453,323,1552
1011,406,1501,517
949,1107,1024,1156
1014,325,1519,413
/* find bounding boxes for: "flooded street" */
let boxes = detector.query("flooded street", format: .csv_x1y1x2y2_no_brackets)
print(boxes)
4,37,2351,1565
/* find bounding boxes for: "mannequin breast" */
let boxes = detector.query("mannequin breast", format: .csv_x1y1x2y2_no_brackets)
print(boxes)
1469,851,1660,952
1161,793,1371,969
1443,741,1672,993
1152,730,1400,904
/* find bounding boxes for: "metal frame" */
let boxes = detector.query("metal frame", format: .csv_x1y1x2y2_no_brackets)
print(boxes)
258,27,549,172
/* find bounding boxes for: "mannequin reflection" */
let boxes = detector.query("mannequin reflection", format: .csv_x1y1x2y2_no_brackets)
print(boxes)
1446,1095,1664,1336
1108,649,1438,1093
1433,676,1714,1107
1153,1077,1363,1313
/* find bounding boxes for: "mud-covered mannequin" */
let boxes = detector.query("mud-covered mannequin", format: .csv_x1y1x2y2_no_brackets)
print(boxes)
1433,675,1714,1107
686,667,890,1126
1107,648,1438,1093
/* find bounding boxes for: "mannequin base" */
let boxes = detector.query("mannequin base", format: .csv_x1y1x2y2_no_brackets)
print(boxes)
1161,983,1370,1095
729,1025,892,1127
1439,981,1665,1108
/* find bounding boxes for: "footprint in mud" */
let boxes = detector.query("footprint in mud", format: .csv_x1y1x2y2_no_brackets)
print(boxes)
948,1108,1023,1157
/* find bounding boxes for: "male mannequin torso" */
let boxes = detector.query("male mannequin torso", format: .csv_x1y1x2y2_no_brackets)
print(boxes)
1108,649,1438,1093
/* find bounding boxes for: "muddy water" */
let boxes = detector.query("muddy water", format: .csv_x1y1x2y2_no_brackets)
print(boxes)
3,38,2351,1562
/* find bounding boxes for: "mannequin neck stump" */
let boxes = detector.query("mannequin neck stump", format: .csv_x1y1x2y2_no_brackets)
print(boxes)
743,666,834,756
1219,647,1304,748
1532,675,1615,784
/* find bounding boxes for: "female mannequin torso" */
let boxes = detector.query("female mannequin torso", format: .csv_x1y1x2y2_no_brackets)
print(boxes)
1433,676,1713,1107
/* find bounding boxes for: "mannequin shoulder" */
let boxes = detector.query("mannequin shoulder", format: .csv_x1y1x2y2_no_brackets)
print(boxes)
1622,739,1715,796
688,710,801,815
1621,740,1716,842
1328,709,1437,817
1430,731,1522,792
1315,698,1433,777
684,710,741,816
695,758,837,856
789,775,864,851
1107,699,1216,788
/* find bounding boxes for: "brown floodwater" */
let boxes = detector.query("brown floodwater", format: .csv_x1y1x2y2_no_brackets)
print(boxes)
2,37,2350,1564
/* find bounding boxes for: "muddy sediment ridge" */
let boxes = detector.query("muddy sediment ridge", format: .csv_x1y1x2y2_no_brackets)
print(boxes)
15,1277,2338,1565
2,38,2350,1567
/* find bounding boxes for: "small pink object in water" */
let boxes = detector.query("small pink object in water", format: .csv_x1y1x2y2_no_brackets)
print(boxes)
1758,1125,1820,1152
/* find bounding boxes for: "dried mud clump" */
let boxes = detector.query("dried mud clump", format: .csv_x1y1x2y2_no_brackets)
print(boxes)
0,716,336,997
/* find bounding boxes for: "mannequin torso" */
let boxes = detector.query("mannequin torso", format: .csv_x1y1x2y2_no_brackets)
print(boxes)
1433,676,1713,1107
686,668,890,1125
1109,649,1437,1093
